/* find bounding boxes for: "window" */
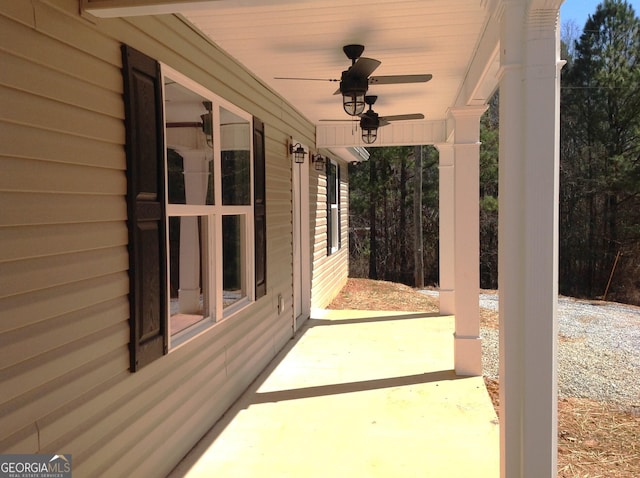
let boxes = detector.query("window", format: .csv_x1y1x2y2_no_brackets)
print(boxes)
122,45,266,370
164,70,256,347
327,160,341,255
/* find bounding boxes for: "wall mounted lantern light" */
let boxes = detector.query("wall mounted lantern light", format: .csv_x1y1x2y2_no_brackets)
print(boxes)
312,154,326,172
200,100,214,148
290,142,307,163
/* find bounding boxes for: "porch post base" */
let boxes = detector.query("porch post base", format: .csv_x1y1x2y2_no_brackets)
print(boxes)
454,334,482,376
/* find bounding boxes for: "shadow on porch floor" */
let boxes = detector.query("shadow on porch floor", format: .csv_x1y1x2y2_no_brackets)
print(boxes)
168,310,499,478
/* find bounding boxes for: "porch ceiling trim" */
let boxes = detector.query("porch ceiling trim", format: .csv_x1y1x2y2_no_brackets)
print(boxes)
317,120,446,148
82,0,224,17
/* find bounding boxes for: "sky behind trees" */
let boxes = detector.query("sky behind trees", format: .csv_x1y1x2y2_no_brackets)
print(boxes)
561,0,639,27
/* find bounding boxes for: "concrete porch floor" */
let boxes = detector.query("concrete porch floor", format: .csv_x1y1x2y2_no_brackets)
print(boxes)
168,310,500,477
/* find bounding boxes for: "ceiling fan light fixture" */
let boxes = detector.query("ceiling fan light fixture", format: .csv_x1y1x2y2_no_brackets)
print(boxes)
340,75,368,116
343,92,366,116
362,127,378,144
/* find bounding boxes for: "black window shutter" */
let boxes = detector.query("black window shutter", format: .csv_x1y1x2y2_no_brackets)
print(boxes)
326,160,333,255
337,164,342,250
122,45,167,371
253,117,267,298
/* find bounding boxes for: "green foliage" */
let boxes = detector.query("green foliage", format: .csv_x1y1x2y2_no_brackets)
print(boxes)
480,92,499,203
560,0,640,303
479,93,499,289
480,196,498,213
348,1,640,303
348,146,439,285
348,96,501,289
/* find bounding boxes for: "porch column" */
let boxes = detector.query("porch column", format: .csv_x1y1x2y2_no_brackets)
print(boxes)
438,105,487,376
178,150,210,313
436,144,455,315
498,0,562,476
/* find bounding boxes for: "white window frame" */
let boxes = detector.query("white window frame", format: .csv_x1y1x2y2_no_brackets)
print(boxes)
161,65,255,350
328,159,340,255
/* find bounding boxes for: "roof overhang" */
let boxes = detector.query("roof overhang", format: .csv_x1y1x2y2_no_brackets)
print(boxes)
83,0,504,149
327,146,370,164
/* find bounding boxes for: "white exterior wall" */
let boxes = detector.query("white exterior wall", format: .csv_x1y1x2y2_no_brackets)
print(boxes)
310,159,349,309
0,1,333,476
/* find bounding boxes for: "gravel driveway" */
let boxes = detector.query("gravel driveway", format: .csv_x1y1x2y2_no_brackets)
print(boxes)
478,293,640,406
420,290,640,406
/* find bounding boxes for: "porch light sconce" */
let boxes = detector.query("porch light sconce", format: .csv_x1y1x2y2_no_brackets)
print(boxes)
290,142,307,164
312,154,326,172
340,75,368,116
200,100,213,148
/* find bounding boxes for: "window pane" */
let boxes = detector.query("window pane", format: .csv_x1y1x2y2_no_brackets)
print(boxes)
223,215,246,308
328,162,338,205
169,216,210,335
327,161,340,254
164,78,214,205
221,108,251,205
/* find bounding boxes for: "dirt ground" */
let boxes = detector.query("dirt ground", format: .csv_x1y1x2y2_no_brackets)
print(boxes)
328,278,640,478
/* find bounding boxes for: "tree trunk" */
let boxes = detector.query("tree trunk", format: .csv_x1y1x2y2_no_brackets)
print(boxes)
369,155,378,279
414,146,424,287
399,151,409,282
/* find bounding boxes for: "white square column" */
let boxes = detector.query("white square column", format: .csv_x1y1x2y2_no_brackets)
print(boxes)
437,144,455,315
437,105,487,376
498,1,563,476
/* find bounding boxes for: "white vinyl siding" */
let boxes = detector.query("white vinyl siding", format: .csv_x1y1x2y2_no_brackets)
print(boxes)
310,159,349,308
0,0,321,476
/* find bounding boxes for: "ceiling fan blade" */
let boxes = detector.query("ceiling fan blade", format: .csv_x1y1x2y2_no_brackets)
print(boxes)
379,113,425,126
369,74,433,85
321,113,424,124
274,77,339,82
347,57,381,79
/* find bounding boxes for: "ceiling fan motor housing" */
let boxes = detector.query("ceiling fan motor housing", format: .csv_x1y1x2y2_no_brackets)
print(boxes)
340,71,368,94
360,111,380,130
360,111,379,144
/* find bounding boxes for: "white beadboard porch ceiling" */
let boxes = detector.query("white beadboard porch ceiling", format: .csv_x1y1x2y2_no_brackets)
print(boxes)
181,0,495,128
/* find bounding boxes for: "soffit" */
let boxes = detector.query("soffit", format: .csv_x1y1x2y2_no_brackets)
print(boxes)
181,0,494,131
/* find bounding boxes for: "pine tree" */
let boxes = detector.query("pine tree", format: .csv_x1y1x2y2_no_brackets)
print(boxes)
561,0,640,301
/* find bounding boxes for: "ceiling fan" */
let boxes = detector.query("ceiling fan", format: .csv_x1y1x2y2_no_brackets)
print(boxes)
275,44,432,116
321,95,424,144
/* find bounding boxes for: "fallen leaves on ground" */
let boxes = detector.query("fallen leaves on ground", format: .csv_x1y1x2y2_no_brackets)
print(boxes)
328,278,439,312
